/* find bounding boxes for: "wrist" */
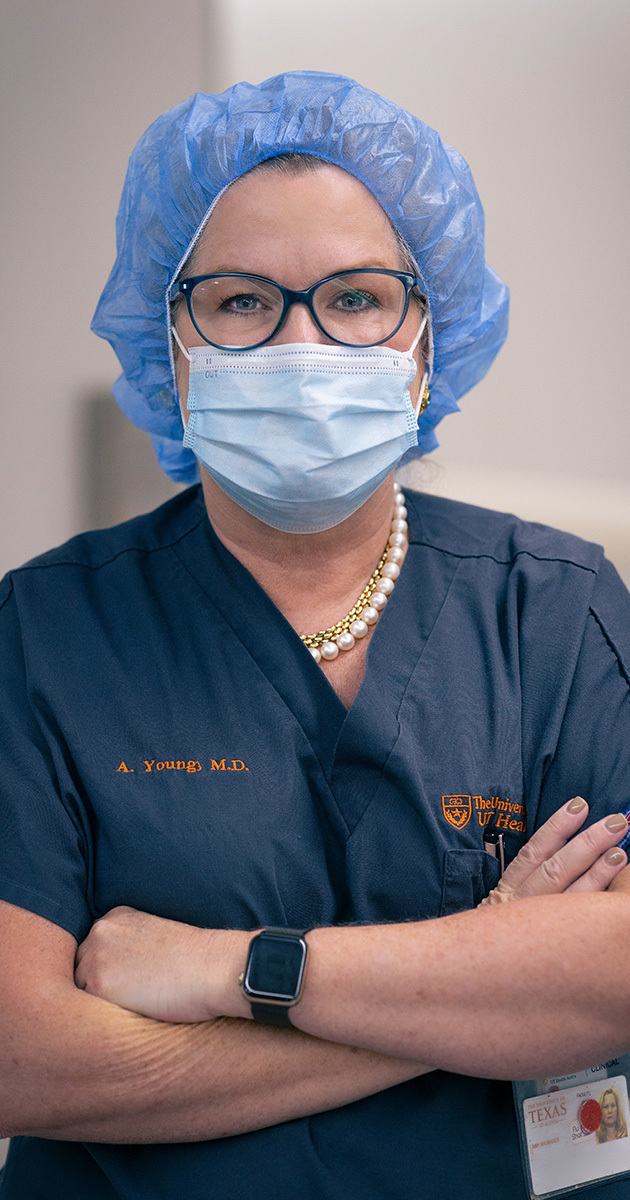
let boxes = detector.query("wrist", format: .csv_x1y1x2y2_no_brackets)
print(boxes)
201,927,253,1020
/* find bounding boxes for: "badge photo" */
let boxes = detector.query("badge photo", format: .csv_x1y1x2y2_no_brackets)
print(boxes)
514,1057,630,1199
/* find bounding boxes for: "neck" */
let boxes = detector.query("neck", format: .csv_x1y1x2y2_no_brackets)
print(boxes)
199,470,398,634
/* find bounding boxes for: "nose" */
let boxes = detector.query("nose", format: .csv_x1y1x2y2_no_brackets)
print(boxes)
271,300,332,346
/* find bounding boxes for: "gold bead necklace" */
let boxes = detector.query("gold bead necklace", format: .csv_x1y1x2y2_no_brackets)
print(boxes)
300,485,409,664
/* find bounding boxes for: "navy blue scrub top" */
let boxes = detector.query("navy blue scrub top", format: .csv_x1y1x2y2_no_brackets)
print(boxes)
1,485,629,1200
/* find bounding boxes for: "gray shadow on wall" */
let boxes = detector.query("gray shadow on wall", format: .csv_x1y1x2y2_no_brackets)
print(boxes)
81,391,185,530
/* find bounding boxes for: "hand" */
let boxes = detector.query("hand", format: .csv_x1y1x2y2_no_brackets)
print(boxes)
74,906,251,1023
481,797,628,905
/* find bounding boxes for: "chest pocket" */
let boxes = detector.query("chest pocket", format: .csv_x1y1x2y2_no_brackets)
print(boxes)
440,849,501,916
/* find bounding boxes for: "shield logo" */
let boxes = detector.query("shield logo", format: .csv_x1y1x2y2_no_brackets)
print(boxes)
442,795,472,830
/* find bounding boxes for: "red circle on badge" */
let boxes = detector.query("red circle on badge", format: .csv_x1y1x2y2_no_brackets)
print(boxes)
580,1099,602,1133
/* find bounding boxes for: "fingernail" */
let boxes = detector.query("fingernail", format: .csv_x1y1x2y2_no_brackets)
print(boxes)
566,797,587,813
605,813,629,833
605,849,627,866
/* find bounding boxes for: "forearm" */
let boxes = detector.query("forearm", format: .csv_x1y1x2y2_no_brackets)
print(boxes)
6,986,426,1142
59,803,629,1124
287,891,630,1079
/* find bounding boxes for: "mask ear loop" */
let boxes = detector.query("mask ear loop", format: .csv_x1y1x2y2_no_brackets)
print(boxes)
408,313,431,419
408,314,427,358
172,325,192,362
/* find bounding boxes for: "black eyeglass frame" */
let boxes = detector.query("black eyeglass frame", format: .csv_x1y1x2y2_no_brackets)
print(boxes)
171,268,428,351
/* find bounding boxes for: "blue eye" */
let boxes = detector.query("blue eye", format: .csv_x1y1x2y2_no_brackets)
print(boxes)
334,290,379,312
221,294,266,312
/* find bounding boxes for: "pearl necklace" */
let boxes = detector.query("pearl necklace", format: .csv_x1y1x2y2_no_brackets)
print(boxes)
301,484,409,664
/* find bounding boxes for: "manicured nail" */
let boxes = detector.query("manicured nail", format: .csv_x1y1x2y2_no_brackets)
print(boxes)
605,813,629,833
566,797,587,813
605,849,627,866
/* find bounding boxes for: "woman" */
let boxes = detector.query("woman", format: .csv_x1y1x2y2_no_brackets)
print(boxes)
597,1088,629,1143
0,72,629,1200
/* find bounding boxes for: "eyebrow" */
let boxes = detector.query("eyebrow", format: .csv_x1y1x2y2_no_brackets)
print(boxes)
183,260,404,278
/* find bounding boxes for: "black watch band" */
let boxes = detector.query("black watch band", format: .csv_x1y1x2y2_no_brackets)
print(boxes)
249,1000,296,1027
241,926,310,1027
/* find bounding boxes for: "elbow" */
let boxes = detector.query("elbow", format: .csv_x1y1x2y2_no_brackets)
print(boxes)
0,1098,70,1142
0,1060,64,1140
0,1099,24,1139
0,1070,22,1137
0,1095,35,1140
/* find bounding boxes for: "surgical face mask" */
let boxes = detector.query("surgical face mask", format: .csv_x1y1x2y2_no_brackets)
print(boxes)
173,323,428,534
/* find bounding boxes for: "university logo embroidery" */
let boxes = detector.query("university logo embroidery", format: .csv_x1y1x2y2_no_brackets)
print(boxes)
474,795,526,832
440,793,526,832
442,795,472,829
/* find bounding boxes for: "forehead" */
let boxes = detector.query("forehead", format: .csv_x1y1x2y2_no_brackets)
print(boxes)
190,163,401,280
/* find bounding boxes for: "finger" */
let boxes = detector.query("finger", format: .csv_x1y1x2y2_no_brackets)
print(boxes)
516,812,629,898
497,797,590,894
566,846,628,894
74,921,103,968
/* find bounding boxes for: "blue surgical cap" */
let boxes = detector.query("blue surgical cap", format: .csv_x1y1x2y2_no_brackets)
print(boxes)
92,71,509,484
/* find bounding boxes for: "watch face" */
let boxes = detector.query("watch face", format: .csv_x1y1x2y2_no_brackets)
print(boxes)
244,934,306,1001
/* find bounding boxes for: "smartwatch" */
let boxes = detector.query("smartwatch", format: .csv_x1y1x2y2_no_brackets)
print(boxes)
239,927,310,1026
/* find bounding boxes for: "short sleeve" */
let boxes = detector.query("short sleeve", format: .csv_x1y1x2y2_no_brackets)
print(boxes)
537,557,630,827
0,579,91,942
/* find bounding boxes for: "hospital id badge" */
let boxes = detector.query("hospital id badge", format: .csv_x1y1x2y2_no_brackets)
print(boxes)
513,1055,630,1198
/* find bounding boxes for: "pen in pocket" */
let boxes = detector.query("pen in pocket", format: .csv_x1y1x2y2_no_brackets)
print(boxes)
483,819,506,876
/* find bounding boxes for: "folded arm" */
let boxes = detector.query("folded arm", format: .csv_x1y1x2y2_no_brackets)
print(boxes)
278,808,630,1077
290,868,630,1079
0,901,427,1143
3,800,627,1142
82,800,628,1084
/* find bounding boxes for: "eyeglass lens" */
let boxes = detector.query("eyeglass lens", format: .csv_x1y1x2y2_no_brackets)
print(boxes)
188,272,412,347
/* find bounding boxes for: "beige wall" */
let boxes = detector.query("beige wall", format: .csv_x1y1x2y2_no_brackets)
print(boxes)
0,0,200,577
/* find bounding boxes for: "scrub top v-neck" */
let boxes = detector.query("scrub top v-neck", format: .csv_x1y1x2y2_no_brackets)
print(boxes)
1,484,629,1200
172,502,460,832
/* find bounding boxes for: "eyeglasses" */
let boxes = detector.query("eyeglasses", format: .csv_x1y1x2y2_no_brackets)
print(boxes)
171,269,427,351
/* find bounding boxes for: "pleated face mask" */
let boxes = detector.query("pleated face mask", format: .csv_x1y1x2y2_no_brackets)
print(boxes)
175,325,427,534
